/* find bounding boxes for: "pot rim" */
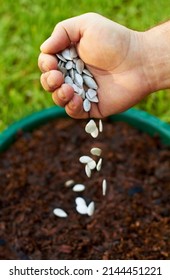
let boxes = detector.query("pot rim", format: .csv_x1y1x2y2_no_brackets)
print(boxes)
0,106,170,152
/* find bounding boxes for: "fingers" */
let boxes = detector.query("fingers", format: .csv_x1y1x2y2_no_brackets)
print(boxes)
40,14,92,54
40,70,64,92
38,53,58,72
52,84,87,119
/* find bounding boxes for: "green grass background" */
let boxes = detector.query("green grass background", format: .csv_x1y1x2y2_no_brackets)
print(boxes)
0,0,170,131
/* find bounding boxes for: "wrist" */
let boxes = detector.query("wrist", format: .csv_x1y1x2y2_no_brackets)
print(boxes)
142,21,170,93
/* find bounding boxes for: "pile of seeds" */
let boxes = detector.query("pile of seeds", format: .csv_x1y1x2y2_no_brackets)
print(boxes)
54,46,107,218
56,46,98,112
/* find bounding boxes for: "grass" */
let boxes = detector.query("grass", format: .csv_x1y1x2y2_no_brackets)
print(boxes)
0,0,170,131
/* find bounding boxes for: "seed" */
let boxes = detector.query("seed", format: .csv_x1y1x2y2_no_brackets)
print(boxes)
96,158,102,171
83,98,91,112
82,68,93,77
87,201,95,216
85,164,91,178
56,53,67,62
64,179,75,187
75,197,87,214
90,147,102,156
102,179,107,196
70,46,78,59
85,120,97,134
91,127,99,138
65,76,73,85
69,68,75,80
82,75,98,89
62,48,72,60
99,119,103,132
65,61,73,70
87,95,99,103
72,83,80,93
72,184,85,192
79,155,93,164
86,89,97,99
74,72,83,87
76,59,84,74
53,208,68,218
87,160,96,170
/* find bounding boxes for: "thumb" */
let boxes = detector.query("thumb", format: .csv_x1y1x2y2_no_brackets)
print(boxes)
40,15,86,54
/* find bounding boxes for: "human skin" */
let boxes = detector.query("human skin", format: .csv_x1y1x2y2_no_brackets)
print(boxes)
38,13,170,119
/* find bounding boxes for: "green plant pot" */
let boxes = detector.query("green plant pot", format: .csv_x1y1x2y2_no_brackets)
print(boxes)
0,106,170,152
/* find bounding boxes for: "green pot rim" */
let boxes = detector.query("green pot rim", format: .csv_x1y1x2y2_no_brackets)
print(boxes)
0,106,170,152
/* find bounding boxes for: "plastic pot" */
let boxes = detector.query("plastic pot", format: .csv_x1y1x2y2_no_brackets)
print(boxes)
0,106,170,152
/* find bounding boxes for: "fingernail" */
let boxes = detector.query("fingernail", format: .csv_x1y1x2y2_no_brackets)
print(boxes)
58,90,65,100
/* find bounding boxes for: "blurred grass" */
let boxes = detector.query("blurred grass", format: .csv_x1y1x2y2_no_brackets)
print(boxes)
0,0,170,131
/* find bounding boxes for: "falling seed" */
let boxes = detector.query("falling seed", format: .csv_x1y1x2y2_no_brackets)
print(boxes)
91,127,99,138
85,120,97,134
96,158,102,171
72,184,85,192
99,119,103,132
87,159,96,170
53,208,68,218
75,197,87,214
85,164,91,178
87,201,95,216
79,155,93,164
64,179,75,187
90,147,102,156
102,179,107,196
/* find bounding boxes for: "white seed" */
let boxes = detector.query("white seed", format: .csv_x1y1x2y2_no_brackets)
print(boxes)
99,119,103,132
87,95,99,103
65,61,73,70
58,66,67,76
85,164,91,178
75,72,83,87
79,155,93,164
75,197,87,207
85,120,97,134
72,184,85,192
83,98,91,112
102,179,107,196
76,204,87,215
86,89,97,99
83,75,98,89
70,46,78,59
83,68,93,77
76,59,84,74
53,208,68,218
72,83,80,93
87,201,95,216
69,68,75,80
64,179,75,187
96,158,102,171
56,53,67,62
62,48,72,60
87,159,96,170
65,76,73,85
91,127,99,138
90,147,102,156
75,197,87,214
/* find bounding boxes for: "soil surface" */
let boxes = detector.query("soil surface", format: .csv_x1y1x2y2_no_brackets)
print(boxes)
0,118,170,260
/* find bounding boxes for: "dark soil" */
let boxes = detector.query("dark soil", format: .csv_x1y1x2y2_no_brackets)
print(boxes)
0,118,169,260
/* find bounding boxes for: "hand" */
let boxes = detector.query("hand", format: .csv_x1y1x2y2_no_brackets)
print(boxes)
38,13,168,119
